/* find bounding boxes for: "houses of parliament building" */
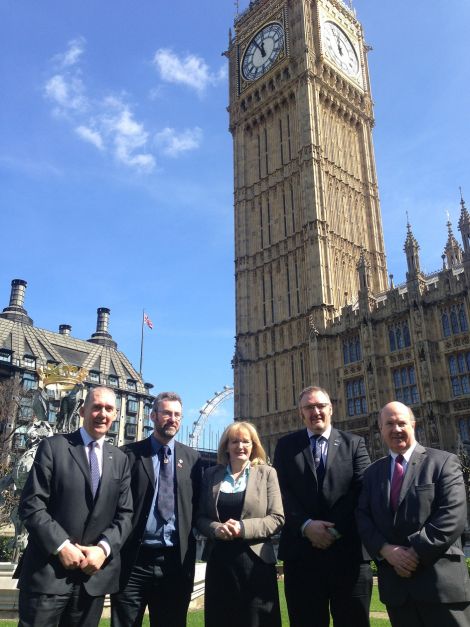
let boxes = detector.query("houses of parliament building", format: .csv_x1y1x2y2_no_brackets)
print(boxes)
229,0,470,459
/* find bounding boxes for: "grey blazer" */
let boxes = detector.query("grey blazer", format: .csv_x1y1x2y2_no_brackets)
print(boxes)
196,463,284,564
356,444,470,606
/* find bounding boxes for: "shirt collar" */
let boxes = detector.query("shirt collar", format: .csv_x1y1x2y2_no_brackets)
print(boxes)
390,441,417,463
150,433,175,455
80,426,106,449
307,425,332,441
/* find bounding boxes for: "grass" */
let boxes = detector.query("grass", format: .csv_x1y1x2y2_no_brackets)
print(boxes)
0,582,390,625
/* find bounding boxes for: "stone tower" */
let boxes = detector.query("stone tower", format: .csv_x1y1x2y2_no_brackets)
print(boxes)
229,0,388,448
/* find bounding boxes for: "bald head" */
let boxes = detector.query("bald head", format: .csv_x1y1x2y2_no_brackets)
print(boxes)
378,401,416,454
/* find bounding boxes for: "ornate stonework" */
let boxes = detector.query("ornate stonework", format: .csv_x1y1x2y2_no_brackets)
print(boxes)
230,0,470,461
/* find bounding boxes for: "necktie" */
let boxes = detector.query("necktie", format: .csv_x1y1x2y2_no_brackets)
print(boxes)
390,454,404,512
157,446,174,523
312,435,325,484
88,441,100,498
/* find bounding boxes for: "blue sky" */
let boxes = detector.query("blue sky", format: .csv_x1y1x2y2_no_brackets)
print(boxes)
1,0,469,445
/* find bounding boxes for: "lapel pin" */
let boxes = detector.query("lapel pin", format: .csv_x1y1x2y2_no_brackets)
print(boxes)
177,459,183,468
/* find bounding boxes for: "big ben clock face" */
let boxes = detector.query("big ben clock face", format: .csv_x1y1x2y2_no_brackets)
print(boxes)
323,21,359,78
241,22,285,82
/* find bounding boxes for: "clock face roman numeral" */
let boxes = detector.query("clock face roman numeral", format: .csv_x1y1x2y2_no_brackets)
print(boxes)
323,21,359,78
241,22,285,82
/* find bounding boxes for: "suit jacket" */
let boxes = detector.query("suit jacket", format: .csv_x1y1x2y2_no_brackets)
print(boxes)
18,430,133,596
273,427,370,563
356,444,470,606
119,436,202,585
196,463,284,564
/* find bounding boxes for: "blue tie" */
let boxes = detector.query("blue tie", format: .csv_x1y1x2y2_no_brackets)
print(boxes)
157,446,174,523
312,435,325,485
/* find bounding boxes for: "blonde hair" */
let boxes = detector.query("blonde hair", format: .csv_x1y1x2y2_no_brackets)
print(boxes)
217,421,267,466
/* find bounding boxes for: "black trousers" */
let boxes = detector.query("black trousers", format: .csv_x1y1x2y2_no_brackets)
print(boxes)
18,584,104,627
283,549,372,627
387,598,470,627
111,546,193,627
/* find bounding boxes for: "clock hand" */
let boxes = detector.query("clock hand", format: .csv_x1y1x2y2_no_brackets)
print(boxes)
251,36,267,57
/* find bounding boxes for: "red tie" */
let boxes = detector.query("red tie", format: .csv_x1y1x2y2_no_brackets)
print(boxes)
390,454,404,512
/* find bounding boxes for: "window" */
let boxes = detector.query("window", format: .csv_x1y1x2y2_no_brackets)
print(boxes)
88,370,100,383
345,378,367,416
0,350,12,363
343,336,362,365
108,421,119,434
22,372,37,391
13,433,28,449
89,370,100,383
127,396,138,414
125,423,137,439
23,355,36,368
19,398,33,421
458,417,470,443
448,352,470,396
108,375,118,387
389,321,411,351
127,379,137,391
442,303,468,337
392,366,420,404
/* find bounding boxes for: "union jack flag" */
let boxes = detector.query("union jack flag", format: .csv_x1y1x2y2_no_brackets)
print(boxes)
143,313,153,330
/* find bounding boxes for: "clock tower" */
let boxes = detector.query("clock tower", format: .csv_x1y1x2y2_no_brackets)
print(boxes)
229,0,388,452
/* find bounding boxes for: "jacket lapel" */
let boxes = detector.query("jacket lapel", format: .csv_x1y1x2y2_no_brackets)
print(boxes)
141,436,156,485
396,444,426,511
301,430,316,478
209,465,225,520
99,440,114,493
322,428,341,497
380,456,392,514
68,430,93,494
242,464,258,518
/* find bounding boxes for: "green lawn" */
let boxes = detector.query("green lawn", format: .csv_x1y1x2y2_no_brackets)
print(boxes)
0,582,390,626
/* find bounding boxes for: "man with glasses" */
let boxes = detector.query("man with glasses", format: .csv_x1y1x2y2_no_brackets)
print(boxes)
112,391,202,627
274,386,372,627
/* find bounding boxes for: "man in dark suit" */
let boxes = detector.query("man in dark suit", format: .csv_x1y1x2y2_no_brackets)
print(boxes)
273,385,372,627
111,391,202,627
356,401,470,626
17,386,133,627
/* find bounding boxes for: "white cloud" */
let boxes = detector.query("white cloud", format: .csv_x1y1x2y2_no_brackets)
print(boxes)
44,74,87,113
75,125,104,150
153,48,225,94
44,43,155,173
102,99,155,171
155,127,202,157
54,37,86,68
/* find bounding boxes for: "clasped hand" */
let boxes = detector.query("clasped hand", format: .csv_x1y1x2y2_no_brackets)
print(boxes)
215,519,242,540
380,544,419,578
58,542,106,575
304,520,337,550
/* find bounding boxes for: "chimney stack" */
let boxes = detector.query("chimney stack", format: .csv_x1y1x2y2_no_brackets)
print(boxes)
88,307,117,348
59,324,72,336
0,279,33,325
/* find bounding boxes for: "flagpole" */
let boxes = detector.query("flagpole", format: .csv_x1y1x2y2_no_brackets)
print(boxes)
139,309,144,375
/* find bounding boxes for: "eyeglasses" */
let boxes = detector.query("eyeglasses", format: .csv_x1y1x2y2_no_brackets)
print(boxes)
156,410,182,421
301,403,330,412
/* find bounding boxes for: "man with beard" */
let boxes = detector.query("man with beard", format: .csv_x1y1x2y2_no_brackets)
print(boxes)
111,391,202,627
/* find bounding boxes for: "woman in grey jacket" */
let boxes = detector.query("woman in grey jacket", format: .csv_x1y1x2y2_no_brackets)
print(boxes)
197,421,284,627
